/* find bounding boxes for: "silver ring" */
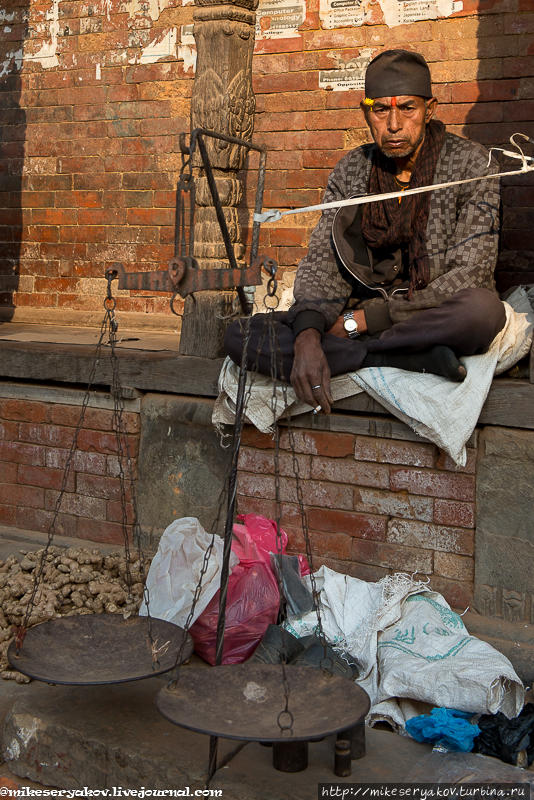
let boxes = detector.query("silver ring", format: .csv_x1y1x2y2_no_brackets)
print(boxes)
312,384,321,390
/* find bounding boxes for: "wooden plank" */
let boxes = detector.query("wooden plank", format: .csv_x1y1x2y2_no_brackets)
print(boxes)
479,379,534,429
0,341,224,397
2,339,534,430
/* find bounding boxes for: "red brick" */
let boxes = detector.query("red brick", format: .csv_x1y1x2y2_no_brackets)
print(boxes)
0,461,18,483
17,464,75,492
0,504,17,526
237,472,275,499
285,171,330,191
254,36,303,56
106,499,135,524
300,480,353,510
45,448,107,475
255,111,308,132
351,539,432,574
436,448,477,474
0,398,48,422
0,483,44,509
77,473,128,501
106,455,138,480
279,429,355,457
15,507,78,538
55,190,102,208
18,422,75,449
428,575,473,611
77,516,131,544
0,421,19,441
236,494,278,521
451,79,519,103
76,429,135,455
302,149,348,169
355,436,436,468
387,518,474,555
126,207,174,226
433,551,474,582
0,441,45,466
390,467,475,501
311,456,389,489
310,529,352,560
305,109,365,131
433,499,475,529
236,472,353,510
257,130,345,153
238,447,311,479
45,489,106,519
320,557,390,582
307,508,387,540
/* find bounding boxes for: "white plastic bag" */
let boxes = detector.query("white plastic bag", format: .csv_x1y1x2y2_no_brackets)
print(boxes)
139,517,238,627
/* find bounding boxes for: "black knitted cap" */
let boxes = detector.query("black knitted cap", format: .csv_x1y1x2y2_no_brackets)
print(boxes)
365,49,432,99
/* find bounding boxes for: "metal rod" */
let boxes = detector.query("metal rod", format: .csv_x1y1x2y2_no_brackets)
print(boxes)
250,149,267,267
196,133,239,273
207,319,251,783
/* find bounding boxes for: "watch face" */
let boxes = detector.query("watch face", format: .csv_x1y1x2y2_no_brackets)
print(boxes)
344,318,358,333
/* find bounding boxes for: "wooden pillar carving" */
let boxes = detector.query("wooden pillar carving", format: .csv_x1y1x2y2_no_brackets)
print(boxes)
178,0,258,358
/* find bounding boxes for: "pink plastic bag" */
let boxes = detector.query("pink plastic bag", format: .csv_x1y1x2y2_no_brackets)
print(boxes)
190,517,282,664
235,513,288,563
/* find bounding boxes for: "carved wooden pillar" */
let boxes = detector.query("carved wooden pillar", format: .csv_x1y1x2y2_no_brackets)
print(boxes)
178,0,258,358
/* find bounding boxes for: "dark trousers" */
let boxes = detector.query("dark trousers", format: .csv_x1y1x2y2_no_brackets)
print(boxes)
224,288,507,383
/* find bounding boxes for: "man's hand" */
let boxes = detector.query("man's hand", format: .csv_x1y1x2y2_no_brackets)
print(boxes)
291,328,332,414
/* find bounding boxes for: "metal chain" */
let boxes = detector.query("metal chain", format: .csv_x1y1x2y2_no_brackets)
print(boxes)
263,258,331,669
16,271,137,653
168,314,254,689
279,413,331,670
103,272,158,665
262,267,294,737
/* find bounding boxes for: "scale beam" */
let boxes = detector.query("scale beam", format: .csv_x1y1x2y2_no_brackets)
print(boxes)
113,259,264,299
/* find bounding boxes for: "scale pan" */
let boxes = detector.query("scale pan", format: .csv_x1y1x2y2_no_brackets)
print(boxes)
156,663,370,742
8,614,193,685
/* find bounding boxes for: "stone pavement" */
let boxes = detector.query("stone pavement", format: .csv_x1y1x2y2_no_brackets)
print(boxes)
1,674,534,799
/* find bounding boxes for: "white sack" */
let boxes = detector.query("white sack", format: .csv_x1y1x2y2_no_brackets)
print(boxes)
284,566,524,721
139,517,238,627
283,567,429,705
376,592,524,719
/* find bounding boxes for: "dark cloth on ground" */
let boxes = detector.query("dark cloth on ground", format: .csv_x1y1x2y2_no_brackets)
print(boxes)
224,287,506,383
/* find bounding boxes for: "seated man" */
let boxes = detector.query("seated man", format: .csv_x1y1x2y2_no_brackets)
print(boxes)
225,49,506,414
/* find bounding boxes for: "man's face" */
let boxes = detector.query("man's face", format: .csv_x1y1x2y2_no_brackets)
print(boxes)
362,95,437,160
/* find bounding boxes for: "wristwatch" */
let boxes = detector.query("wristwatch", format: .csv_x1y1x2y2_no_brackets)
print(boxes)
343,310,359,339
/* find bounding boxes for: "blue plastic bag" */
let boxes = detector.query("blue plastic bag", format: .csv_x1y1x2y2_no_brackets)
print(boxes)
406,707,480,752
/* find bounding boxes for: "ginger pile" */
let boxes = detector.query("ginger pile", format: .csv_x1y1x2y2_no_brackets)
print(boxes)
0,545,145,683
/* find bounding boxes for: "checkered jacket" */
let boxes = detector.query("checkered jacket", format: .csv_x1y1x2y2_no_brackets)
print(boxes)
290,131,500,328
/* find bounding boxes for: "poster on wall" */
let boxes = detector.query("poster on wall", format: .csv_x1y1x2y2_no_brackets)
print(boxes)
379,0,462,26
319,0,367,29
255,0,307,39
318,47,374,91
320,0,462,28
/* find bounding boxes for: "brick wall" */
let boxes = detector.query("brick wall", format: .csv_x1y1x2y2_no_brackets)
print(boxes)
236,425,477,609
0,386,140,544
0,0,533,323
1,382,480,609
